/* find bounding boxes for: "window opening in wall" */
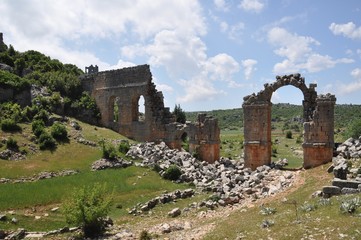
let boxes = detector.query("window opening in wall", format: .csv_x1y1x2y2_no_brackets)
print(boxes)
113,97,120,123
181,132,189,152
138,95,145,122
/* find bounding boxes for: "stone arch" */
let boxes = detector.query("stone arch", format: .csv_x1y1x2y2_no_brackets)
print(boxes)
131,94,147,122
243,73,335,170
108,96,119,123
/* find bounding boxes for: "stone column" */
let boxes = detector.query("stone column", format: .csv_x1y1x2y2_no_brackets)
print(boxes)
243,102,272,170
303,94,336,168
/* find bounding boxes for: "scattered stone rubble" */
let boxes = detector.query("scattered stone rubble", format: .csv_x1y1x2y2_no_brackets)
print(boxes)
128,189,195,215
0,170,78,184
321,137,361,197
91,158,133,171
0,227,79,240
126,142,296,207
0,149,26,161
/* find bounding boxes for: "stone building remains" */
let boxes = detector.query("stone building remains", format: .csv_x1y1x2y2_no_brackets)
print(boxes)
80,64,220,163
243,73,336,170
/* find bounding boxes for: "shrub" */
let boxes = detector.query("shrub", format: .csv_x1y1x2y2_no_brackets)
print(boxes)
163,165,182,181
63,184,113,238
340,197,360,214
286,130,293,139
38,131,56,150
6,138,18,151
260,206,277,215
51,122,68,141
34,109,49,123
139,230,152,240
1,119,21,132
32,119,45,137
100,140,117,160
299,202,317,212
118,141,130,154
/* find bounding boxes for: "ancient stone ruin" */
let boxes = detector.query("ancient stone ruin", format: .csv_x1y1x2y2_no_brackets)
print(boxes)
243,73,336,170
80,64,220,163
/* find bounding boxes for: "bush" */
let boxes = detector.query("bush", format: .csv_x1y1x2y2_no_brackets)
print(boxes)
33,108,49,124
163,165,182,181
6,138,18,151
139,230,152,240
63,184,113,238
32,119,45,137
260,206,277,215
51,122,68,141
1,119,21,132
286,130,293,139
340,197,360,214
38,131,56,150
118,141,130,154
100,141,117,160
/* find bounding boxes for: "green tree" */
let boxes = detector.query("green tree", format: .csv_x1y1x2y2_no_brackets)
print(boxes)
173,104,186,124
345,118,361,139
63,184,113,238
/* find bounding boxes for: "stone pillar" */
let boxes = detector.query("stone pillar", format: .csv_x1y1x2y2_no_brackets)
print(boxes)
188,114,220,164
243,102,272,170
303,94,336,168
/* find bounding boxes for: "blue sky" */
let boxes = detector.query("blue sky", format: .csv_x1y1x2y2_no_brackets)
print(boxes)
1,0,361,111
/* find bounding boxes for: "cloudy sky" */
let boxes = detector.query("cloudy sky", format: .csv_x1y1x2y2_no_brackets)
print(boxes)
1,0,361,111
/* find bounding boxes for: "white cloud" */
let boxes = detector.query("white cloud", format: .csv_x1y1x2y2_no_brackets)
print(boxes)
268,27,319,62
177,77,225,103
214,0,229,11
238,0,265,13
104,59,136,71
0,0,242,105
241,59,257,80
329,22,361,40
205,54,240,82
268,27,353,74
340,68,361,94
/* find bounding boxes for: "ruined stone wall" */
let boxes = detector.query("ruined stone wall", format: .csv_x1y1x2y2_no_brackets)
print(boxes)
80,65,220,163
0,86,31,107
80,65,174,142
303,94,336,168
243,73,335,170
243,103,271,169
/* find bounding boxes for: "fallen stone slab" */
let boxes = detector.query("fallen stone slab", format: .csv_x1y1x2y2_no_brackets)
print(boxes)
322,186,341,196
332,178,361,189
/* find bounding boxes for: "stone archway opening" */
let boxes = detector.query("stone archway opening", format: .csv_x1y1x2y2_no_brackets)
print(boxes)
181,132,189,151
138,95,145,122
243,74,336,170
270,86,304,168
132,95,146,122
108,96,120,123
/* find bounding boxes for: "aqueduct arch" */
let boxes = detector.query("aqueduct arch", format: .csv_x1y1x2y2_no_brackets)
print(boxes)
243,73,336,170
80,65,220,163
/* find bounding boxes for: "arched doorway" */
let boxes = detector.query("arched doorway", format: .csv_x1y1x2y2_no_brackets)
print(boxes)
132,95,146,122
242,74,336,170
270,87,304,168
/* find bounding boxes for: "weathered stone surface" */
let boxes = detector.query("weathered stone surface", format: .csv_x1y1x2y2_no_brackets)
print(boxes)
80,65,220,163
6,228,25,240
91,158,132,171
332,179,361,189
127,142,295,209
243,74,335,170
322,186,341,196
333,163,348,180
168,208,181,218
